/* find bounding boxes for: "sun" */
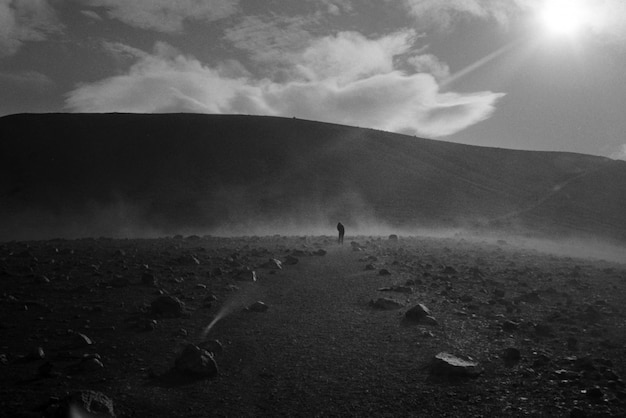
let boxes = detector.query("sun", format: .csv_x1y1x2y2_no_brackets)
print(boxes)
539,0,590,36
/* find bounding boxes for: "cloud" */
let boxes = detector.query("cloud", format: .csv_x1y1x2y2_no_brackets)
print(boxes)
407,53,450,80
317,0,353,16
295,31,415,83
66,34,504,138
0,0,63,56
80,10,102,20
399,0,527,28
81,0,239,32
224,15,316,66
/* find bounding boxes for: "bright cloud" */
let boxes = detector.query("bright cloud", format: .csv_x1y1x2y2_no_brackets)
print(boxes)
66,34,505,138
81,0,239,32
0,0,62,56
295,31,415,84
407,53,450,81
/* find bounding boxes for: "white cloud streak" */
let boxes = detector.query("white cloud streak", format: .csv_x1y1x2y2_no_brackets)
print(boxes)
81,0,239,32
0,0,62,56
66,32,505,138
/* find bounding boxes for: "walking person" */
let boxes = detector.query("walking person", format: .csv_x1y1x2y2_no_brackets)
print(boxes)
337,222,345,245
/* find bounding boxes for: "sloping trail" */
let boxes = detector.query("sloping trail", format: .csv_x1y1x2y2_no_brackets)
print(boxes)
201,245,435,417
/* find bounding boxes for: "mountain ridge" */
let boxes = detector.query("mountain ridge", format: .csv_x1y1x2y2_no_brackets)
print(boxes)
1,113,625,242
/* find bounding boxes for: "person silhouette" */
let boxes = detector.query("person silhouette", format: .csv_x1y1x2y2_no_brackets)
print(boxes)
337,222,345,245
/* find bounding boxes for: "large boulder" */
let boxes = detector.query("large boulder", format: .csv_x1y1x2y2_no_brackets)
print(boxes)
175,344,218,378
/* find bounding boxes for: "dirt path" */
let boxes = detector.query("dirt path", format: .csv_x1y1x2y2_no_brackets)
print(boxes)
192,245,434,417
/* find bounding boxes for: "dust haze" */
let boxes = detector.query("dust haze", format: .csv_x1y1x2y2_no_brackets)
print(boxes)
2,184,624,265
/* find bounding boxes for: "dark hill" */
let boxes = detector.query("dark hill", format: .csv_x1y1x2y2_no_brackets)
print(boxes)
1,113,626,242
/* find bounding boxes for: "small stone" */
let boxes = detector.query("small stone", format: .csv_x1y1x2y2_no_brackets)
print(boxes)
28,346,45,360
313,249,327,256
365,264,375,271
246,301,269,312
378,269,391,276
388,234,398,241
429,352,482,378
283,255,299,265
81,357,104,371
70,332,93,348
151,295,185,317
236,270,257,282
262,259,283,269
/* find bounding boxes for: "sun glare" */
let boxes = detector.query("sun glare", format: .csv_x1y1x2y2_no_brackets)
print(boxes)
540,0,590,37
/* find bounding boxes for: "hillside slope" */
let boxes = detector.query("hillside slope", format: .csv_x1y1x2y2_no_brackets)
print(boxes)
1,113,625,241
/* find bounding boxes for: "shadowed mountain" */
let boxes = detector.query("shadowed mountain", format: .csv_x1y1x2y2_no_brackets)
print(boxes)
1,113,626,242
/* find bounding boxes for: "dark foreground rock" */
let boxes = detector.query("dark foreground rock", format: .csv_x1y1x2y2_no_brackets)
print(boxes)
174,344,218,378
42,390,116,418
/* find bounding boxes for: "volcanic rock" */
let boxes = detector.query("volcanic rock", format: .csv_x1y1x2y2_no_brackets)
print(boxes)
405,303,438,325
379,269,391,276
48,390,116,418
151,295,185,317
388,235,398,241
236,270,257,282
70,333,93,348
175,344,218,378
370,298,404,310
429,352,482,378
246,301,269,312
313,249,327,256
377,285,413,294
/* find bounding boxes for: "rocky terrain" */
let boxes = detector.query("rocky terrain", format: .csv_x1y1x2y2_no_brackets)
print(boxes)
1,233,626,417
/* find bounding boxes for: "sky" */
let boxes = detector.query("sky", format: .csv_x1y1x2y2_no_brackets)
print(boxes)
1,0,626,159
